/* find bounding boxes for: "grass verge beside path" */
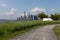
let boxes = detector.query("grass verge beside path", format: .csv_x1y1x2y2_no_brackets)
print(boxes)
53,24,60,40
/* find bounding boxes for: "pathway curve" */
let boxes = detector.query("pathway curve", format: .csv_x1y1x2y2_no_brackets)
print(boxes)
10,25,57,40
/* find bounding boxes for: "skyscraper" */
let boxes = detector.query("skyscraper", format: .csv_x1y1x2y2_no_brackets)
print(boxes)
24,11,26,19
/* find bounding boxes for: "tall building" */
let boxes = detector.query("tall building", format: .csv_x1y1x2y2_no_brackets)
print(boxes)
24,11,26,20
17,11,38,21
30,15,38,20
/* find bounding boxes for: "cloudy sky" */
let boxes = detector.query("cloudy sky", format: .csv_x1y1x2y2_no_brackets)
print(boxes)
0,0,60,20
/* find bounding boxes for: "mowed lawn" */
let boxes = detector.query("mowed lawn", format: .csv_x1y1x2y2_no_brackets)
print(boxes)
53,25,60,40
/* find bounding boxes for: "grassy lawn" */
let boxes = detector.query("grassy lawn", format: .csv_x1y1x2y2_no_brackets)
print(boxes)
53,25,60,40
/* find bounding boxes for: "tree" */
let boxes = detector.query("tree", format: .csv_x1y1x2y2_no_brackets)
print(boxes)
50,13,60,20
38,12,48,19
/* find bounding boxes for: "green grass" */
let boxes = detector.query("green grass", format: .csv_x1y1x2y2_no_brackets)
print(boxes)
53,25,60,40
0,20,60,40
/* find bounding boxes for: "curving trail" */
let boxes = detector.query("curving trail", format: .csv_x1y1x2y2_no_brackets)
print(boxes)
10,25,57,40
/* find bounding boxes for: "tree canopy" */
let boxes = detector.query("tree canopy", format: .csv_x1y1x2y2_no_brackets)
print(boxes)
38,12,60,20
50,13,60,20
38,12,48,19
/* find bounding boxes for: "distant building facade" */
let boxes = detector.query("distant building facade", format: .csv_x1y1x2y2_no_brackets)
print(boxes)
17,11,38,21
30,15,38,20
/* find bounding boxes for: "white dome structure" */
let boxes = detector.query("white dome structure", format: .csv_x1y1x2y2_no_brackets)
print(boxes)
43,18,53,21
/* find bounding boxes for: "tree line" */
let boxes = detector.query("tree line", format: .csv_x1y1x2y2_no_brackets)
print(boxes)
38,12,60,20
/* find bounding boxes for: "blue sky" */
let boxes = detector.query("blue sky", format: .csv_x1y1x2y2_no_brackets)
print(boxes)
0,0,60,19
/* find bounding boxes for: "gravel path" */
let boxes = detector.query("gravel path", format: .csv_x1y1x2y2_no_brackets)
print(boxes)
10,25,57,40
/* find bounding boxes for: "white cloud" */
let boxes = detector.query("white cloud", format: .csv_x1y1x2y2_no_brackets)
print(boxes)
6,8,17,15
0,8,17,16
30,8,46,12
0,8,17,19
0,1,7,7
19,13,28,17
0,3,7,7
10,8,17,14
30,7,46,15
20,14,24,16
51,9,55,11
